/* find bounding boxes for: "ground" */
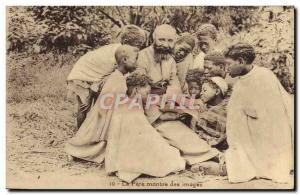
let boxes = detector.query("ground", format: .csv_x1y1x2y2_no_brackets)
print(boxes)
6,97,294,190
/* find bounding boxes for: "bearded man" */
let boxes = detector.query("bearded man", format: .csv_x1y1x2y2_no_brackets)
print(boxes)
136,24,181,97
136,24,220,167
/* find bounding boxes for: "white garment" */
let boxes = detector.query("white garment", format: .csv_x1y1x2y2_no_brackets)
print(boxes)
225,65,294,183
193,51,205,71
67,43,121,82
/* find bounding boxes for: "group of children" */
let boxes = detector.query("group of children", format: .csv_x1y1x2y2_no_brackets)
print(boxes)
66,23,294,184
172,24,230,154
165,24,293,182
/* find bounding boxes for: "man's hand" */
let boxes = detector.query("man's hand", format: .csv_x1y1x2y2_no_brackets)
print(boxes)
150,80,169,95
159,112,180,121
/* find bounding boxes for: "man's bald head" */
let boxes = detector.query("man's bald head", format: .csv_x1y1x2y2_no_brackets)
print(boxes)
153,24,177,40
115,44,139,73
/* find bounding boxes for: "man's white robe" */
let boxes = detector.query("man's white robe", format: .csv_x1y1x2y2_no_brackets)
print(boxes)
225,65,294,183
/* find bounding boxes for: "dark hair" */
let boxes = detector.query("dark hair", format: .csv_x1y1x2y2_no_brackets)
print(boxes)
204,51,226,68
126,72,152,95
196,24,218,41
224,42,256,64
175,34,196,50
120,25,146,49
185,69,204,86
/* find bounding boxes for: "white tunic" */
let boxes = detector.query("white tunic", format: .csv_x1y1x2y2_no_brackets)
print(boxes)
225,65,294,183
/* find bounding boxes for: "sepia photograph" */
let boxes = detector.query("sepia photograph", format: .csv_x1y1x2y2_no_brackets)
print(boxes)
6,6,294,189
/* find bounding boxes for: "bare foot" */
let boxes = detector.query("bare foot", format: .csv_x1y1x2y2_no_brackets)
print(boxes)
190,161,226,176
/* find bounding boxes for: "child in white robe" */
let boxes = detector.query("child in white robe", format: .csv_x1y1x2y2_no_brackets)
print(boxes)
224,42,294,184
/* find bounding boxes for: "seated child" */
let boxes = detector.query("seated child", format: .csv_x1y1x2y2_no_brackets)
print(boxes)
105,72,186,183
185,68,228,151
195,77,229,151
185,73,229,176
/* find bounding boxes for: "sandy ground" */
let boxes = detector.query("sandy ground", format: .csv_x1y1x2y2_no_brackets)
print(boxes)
6,98,294,190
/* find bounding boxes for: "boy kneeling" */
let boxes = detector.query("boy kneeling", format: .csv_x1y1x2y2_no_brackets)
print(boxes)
185,70,228,176
186,69,229,152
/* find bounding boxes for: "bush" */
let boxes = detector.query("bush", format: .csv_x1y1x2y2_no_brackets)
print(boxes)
7,6,261,55
8,6,113,55
213,7,294,93
6,6,294,104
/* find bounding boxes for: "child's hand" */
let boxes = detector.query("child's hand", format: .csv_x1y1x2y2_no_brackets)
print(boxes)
197,118,207,127
194,99,207,112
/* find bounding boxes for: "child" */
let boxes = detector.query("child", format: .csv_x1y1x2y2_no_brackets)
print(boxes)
203,51,227,78
173,33,197,93
105,72,186,183
193,24,218,71
185,72,229,176
66,45,140,162
185,69,205,99
195,77,228,151
224,43,293,183
67,25,146,129
185,69,228,151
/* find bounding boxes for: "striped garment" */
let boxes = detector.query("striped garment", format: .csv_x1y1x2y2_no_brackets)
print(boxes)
194,98,229,151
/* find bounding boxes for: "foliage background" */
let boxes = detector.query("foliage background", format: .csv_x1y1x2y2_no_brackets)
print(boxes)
7,6,294,105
